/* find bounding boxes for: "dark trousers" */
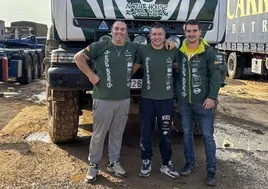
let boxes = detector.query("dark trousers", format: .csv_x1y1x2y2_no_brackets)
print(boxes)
140,97,173,165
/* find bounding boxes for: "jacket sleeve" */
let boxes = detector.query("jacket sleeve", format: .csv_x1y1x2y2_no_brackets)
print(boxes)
207,48,221,100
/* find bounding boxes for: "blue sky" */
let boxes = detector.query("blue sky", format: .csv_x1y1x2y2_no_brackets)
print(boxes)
0,0,51,26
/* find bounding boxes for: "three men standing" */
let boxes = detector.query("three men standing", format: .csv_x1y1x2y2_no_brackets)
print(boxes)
74,19,221,186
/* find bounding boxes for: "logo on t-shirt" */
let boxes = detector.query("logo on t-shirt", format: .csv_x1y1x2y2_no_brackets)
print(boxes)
104,50,110,55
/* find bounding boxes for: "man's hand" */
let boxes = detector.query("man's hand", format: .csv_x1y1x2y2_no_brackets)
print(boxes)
88,74,100,85
164,40,176,50
203,98,216,109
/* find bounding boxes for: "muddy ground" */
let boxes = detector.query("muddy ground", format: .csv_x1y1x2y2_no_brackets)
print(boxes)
0,75,268,189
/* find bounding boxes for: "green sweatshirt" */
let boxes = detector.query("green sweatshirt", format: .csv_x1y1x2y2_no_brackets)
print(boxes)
176,38,221,104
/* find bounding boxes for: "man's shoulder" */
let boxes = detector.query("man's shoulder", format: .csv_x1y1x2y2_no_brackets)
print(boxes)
204,44,213,51
91,40,109,47
127,42,141,49
204,45,215,56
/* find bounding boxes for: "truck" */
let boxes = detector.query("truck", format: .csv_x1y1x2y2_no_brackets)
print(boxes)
217,0,268,79
0,20,4,40
46,0,227,143
11,21,48,37
0,25,45,84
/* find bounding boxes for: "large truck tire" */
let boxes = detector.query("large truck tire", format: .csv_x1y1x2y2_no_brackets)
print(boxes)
37,52,44,77
18,55,32,84
48,89,80,143
32,53,39,79
227,52,242,79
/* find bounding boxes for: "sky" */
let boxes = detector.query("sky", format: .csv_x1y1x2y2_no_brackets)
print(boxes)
0,0,51,27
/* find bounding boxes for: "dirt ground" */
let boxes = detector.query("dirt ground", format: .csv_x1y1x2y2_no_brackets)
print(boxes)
0,76,268,189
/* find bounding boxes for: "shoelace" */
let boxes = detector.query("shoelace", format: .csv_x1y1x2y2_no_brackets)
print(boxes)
143,160,150,166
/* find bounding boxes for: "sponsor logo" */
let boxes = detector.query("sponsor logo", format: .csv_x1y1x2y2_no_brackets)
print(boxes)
166,85,171,91
162,115,170,121
104,50,110,55
182,92,187,97
107,83,113,88
192,74,201,88
192,68,198,73
126,57,132,61
104,53,113,88
145,57,151,90
193,88,201,94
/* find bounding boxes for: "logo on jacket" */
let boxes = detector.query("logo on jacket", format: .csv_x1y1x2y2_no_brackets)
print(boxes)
182,92,187,97
193,88,201,94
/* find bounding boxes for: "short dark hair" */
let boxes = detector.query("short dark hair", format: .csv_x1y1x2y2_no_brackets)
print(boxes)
111,20,127,31
184,19,201,30
150,22,166,34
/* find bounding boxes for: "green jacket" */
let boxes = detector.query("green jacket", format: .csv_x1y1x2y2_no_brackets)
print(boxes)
176,38,221,104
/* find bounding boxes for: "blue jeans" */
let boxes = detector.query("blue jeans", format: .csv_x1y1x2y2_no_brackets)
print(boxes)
178,102,217,172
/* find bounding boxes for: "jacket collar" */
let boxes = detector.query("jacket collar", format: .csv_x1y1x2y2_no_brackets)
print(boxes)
179,38,209,55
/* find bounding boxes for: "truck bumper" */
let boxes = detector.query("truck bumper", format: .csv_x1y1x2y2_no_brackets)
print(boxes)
47,67,93,90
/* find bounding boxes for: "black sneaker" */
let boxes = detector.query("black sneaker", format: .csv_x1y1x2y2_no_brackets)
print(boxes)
85,163,99,183
139,159,151,178
206,171,217,186
180,162,194,176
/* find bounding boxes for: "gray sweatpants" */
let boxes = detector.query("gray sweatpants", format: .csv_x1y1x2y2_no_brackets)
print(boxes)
88,98,130,164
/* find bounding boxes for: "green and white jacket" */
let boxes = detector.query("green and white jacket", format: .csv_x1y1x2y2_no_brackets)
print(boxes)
176,38,221,104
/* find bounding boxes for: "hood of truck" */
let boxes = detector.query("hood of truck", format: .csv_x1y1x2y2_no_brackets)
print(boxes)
52,0,226,44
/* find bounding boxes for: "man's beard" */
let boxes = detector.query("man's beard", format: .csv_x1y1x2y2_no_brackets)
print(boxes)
187,38,197,43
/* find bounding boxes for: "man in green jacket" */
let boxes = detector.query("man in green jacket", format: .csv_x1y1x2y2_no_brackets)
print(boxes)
176,19,221,186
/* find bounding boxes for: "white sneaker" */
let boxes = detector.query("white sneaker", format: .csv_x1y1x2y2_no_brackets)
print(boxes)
85,164,99,183
107,161,127,177
160,160,179,179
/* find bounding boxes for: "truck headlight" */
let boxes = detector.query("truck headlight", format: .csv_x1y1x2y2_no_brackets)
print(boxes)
133,35,147,45
99,35,112,42
168,36,181,48
50,52,76,63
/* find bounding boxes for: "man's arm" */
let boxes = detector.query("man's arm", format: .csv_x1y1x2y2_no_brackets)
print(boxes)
164,39,176,50
132,46,143,74
203,48,221,109
132,63,141,75
74,50,100,85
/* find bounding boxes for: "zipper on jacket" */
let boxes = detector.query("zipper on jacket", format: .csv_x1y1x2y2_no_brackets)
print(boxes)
188,60,192,103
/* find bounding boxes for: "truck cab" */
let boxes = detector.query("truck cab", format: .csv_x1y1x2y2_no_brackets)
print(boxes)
46,0,227,143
